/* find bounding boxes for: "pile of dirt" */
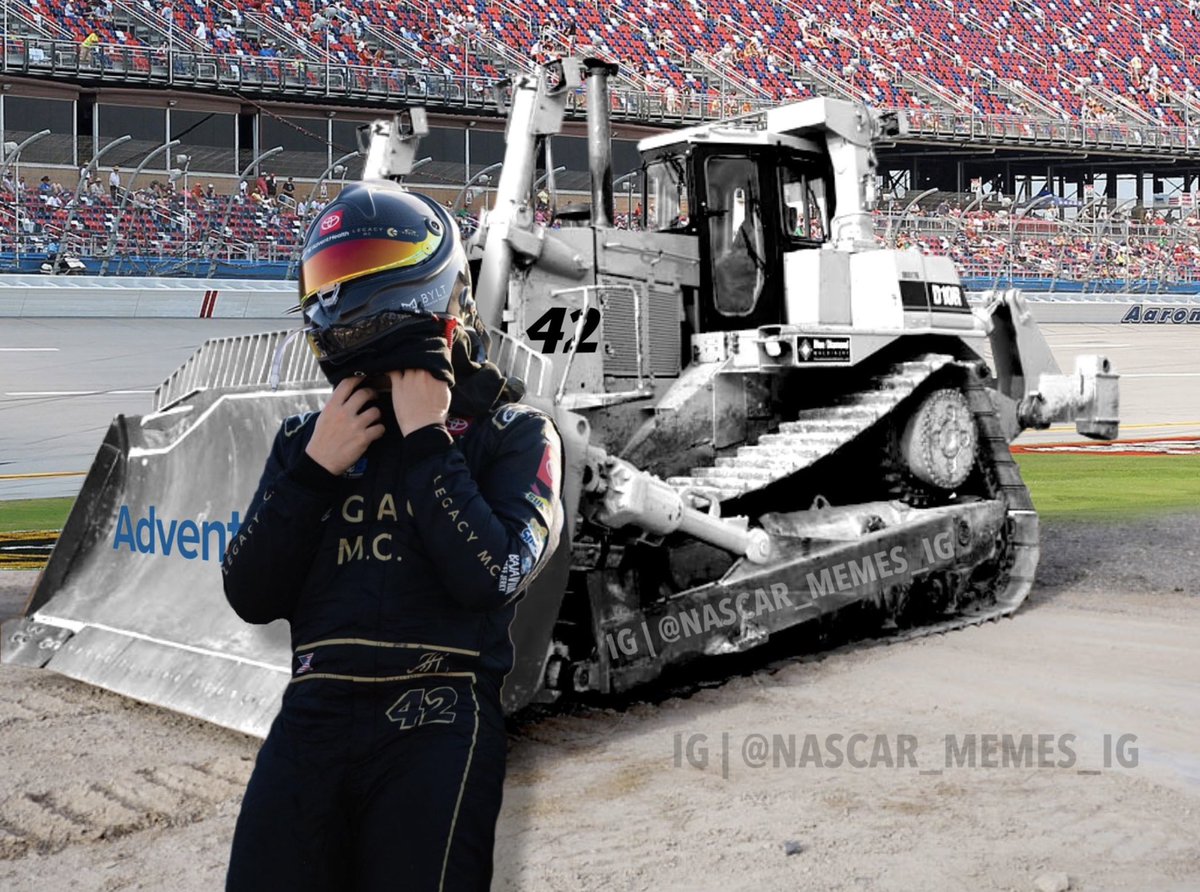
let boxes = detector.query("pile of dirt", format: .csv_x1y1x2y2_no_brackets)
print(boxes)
0,516,1196,891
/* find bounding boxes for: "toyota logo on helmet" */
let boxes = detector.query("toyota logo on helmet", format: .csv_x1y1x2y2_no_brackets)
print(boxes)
319,211,343,234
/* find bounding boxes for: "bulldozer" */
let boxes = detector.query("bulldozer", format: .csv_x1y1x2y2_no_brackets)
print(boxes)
2,59,1118,738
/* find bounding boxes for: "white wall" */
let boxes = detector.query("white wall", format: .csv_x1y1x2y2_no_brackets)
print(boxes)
0,275,296,318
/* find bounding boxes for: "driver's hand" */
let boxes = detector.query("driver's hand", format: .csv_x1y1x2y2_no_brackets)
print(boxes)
304,378,384,476
388,369,451,437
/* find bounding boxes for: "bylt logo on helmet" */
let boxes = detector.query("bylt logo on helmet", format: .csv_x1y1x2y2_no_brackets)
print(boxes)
319,211,343,234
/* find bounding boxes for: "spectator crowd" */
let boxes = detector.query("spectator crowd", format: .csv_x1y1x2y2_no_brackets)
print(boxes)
9,0,1200,129
5,165,1200,287
0,165,332,267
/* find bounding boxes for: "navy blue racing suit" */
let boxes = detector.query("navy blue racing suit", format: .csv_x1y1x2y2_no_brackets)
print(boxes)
222,398,563,892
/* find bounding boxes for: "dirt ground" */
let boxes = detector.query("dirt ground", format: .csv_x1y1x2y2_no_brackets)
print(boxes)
1,514,1197,892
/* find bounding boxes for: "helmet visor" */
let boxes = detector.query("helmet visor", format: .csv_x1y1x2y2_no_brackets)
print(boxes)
299,230,444,303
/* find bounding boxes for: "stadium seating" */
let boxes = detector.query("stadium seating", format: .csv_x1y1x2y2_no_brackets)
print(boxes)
6,0,1200,282
886,204,1200,284
5,175,1198,286
10,0,1200,125
0,179,310,265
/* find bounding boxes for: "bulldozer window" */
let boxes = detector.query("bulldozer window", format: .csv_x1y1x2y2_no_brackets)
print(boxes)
780,165,829,244
705,156,765,316
645,158,690,231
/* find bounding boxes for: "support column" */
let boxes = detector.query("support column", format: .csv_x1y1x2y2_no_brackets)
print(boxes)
76,93,97,164
236,106,256,178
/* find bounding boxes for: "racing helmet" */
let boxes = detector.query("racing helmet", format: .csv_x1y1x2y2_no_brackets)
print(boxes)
298,179,475,383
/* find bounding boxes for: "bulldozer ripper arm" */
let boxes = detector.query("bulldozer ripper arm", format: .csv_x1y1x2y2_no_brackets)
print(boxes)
1018,355,1120,440
587,451,771,564
984,289,1119,440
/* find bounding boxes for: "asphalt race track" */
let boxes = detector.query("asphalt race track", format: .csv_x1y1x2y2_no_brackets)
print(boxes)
1011,323,1200,445
0,319,1197,500
0,319,282,500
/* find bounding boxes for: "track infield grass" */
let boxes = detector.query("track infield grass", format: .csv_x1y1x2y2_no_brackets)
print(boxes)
0,498,76,534
0,453,1196,539
1014,452,1200,521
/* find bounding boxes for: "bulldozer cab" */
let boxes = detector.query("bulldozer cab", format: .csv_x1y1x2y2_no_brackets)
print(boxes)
642,143,833,333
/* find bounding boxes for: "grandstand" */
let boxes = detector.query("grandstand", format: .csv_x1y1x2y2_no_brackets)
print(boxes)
3,0,1200,287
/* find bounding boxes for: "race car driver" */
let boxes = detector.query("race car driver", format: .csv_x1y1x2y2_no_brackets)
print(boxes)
222,179,564,891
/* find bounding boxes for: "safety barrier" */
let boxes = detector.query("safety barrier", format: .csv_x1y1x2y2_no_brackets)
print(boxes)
0,274,295,318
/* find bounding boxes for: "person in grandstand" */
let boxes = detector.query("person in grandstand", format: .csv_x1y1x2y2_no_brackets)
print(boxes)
222,180,563,892
80,30,100,66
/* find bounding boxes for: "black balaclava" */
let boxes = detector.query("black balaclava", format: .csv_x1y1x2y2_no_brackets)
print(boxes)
364,315,510,419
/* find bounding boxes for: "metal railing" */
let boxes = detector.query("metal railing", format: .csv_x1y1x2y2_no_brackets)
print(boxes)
244,9,326,64
4,38,1200,153
942,1,1048,73
360,20,426,72
488,328,550,398
153,322,556,413
900,107,1197,154
7,188,1200,290
999,76,1063,119
154,330,322,410
866,5,977,113
6,2,71,40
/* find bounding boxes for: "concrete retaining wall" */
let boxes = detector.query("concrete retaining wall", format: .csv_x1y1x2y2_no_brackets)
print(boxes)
969,293,1200,325
0,275,296,318
4,274,1200,324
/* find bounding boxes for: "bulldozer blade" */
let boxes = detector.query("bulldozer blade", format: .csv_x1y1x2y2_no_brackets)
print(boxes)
2,342,584,738
1,325,580,736
1,387,325,739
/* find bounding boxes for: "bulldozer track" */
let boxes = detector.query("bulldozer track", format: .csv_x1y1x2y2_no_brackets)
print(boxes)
666,355,957,502
545,357,1042,717
878,365,1037,642
668,353,1038,648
